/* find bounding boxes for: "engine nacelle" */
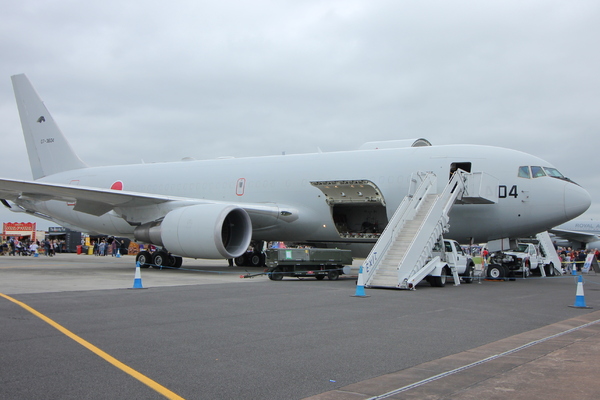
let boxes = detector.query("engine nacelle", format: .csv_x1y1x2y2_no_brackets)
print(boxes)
134,204,252,259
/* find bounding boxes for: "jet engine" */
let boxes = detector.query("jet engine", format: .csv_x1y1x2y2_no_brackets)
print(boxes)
133,204,252,259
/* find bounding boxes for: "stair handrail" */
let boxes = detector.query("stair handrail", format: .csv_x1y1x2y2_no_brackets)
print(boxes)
361,171,438,285
398,169,470,284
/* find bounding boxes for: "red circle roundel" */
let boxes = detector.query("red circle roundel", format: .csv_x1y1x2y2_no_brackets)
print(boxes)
110,181,123,190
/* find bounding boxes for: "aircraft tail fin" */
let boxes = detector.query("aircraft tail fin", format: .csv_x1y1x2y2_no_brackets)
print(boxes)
11,74,87,180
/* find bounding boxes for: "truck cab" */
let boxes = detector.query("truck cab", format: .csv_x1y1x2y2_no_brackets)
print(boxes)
428,239,475,286
503,243,543,277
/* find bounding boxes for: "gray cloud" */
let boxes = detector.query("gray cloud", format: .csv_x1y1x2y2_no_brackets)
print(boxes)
1,0,599,229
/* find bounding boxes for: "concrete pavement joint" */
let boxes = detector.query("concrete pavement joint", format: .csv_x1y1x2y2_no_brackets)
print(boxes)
363,317,600,400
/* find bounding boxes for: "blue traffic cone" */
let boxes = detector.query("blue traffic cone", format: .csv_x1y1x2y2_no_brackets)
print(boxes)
131,262,145,289
116,249,121,258
352,266,370,297
569,275,592,309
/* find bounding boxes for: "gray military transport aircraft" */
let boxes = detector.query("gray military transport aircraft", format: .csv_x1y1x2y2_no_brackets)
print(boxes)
0,74,592,269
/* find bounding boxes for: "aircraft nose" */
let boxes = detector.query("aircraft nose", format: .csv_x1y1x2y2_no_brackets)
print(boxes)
564,183,591,220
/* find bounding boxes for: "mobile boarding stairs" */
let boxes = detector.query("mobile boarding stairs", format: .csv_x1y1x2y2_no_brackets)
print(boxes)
360,170,498,290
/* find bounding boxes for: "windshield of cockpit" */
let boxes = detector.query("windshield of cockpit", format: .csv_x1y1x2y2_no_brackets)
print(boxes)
518,166,569,180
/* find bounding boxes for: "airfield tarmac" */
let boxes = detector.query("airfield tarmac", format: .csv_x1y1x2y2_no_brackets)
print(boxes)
1,254,599,399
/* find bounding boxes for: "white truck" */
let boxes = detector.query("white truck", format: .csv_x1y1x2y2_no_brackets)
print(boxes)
426,239,476,287
487,240,559,279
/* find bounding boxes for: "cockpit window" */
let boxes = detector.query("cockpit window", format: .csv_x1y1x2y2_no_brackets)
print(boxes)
531,166,546,178
518,166,531,179
543,167,565,179
517,165,576,184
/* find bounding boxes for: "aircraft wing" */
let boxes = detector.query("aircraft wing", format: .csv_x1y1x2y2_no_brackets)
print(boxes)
0,178,292,225
0,177,186,216
549,228,600,244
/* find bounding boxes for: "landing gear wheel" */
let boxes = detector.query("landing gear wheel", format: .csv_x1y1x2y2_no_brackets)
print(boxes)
487,264,506,280
250,253,265,267
152,251,171,269
327,270,340,281
169,255,183,268
234,255,247,266
136,251,152,268
269,267,284,281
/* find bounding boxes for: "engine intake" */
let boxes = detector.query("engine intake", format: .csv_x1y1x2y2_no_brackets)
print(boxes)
134,204,252,259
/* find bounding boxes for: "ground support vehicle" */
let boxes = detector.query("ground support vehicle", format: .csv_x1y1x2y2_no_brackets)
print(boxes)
265,248,353,281
486,235,560,280
425,239,476,287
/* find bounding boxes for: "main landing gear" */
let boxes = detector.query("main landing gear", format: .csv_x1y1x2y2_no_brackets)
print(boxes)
136,249,183,269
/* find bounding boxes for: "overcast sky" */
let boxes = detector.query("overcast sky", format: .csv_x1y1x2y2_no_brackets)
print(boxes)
1,0,599,230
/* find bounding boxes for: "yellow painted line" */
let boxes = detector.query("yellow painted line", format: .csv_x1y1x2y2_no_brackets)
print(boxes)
0,292,185,400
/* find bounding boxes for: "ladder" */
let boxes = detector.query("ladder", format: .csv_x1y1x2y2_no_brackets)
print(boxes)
361,170,469,289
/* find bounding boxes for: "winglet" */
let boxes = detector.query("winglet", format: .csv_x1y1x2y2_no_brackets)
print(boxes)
11,74,87,179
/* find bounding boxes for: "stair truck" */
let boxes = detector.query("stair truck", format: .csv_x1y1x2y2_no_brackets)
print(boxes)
426,239,476,287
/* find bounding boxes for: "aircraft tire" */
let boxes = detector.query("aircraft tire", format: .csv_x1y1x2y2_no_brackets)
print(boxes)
250,253,264,267
136,251,152,268
234,255,247,267
170,255,183,268
152,251,171,268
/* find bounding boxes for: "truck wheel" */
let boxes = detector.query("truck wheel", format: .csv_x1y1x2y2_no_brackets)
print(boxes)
270,267,284,281
545,263,555,276
430,267,448,287
463,263,475,283
327,270,340,280
487,264,505,280
136,251,152,268
522,261,531,278
315,275,325,280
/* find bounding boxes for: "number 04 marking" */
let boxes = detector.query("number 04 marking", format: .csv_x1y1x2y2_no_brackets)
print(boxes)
499,185,518,198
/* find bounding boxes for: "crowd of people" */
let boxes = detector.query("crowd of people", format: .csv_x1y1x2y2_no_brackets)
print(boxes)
556,246,599,273
91,238,121,256
1,237,65,256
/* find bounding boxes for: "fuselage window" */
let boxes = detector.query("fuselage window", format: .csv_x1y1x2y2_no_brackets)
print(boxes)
531,166,546,178
518,166,531,178
543,167,565,179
